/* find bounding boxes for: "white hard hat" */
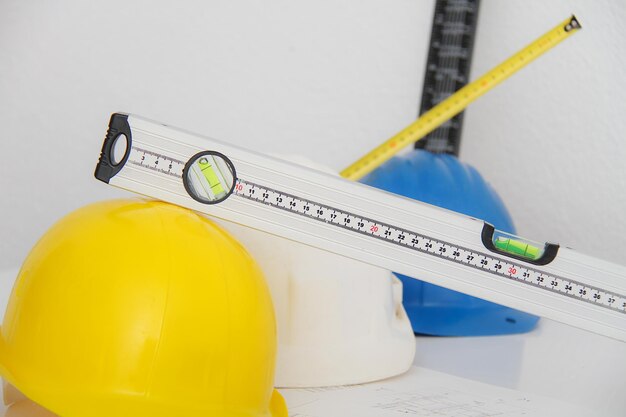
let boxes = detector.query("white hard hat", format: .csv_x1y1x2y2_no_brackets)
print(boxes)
219,156,416,388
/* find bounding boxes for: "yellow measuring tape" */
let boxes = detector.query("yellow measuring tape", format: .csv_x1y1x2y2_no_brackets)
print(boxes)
340,15,581,181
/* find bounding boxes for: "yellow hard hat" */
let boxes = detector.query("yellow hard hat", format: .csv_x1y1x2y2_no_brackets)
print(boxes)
0,199,287,417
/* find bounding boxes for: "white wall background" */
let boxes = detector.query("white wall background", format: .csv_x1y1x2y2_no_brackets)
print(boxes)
0,0,624,270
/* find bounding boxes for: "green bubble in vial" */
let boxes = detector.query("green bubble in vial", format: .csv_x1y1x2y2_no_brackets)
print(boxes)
494,237,541,260
197,158,226,196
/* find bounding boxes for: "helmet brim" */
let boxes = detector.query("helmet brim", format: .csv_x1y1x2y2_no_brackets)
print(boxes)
269,390,288,417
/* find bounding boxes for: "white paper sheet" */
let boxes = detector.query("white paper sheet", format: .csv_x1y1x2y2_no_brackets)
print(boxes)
280,366,597,417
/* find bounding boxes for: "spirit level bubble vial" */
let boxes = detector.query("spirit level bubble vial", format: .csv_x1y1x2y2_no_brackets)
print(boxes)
95,113,626,342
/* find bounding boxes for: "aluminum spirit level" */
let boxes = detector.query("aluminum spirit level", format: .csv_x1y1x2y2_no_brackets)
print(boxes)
95,113,626,342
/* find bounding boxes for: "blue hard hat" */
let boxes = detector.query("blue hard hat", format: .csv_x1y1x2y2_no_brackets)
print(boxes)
361,149,539,336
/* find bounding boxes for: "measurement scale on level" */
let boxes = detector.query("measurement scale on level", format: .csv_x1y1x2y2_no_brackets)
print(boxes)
95,113,626,342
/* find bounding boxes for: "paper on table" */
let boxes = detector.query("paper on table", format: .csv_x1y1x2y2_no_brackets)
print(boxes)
0,366,596,416
280,366,596,417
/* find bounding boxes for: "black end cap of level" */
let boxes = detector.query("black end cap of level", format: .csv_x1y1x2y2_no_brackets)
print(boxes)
94,113,131,183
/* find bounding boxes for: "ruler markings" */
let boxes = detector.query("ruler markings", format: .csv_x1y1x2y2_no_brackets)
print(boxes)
230,177,626,315
128,147,185,178
343,15,581,180
418,0,478,154
96,114,626,340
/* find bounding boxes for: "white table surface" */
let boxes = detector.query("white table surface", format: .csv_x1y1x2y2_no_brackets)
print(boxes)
0,267,624,416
